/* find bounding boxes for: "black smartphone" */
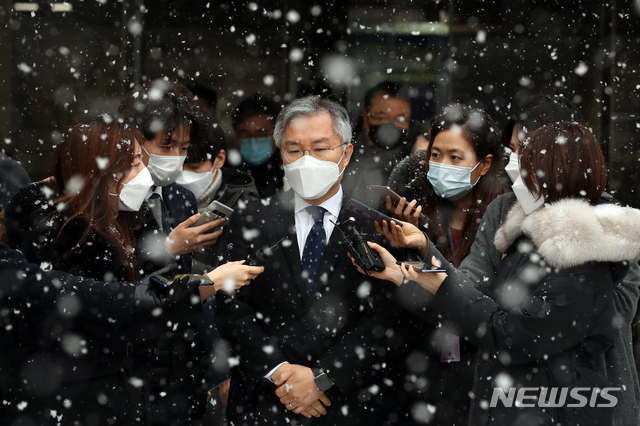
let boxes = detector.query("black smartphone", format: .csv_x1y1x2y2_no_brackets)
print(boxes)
396,260,446,273
369,185,403,205
344,198,403,228
150,275,173,287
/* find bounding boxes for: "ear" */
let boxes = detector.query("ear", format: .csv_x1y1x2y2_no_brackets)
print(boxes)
479,154,493,176
341,143,354,169
214,149,226,169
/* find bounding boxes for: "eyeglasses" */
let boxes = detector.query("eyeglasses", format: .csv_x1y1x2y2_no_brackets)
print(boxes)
282,144,345,162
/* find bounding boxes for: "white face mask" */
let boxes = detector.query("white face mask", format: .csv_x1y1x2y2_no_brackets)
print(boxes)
176,167,216,199
142,144,187,187
110,167,154,212
283,150,346,200
505,152,520,183
512,175,544,215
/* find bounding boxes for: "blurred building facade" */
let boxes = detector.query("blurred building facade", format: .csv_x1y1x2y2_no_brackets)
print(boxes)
2,1,638,208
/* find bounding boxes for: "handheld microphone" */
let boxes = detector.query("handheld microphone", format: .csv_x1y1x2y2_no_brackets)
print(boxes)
332,217,386,275
245,238,284,267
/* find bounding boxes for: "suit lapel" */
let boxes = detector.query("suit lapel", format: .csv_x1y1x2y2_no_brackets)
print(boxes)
267,192,309,299
272,191,372,299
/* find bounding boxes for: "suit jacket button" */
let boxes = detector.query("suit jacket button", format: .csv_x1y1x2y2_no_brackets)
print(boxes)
303,321,310,330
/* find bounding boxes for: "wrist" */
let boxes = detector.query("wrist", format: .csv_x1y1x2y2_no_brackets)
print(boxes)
417,234,428,257
392,268,405,286
207,270,222,289
418,233,427,249
165,239,179,258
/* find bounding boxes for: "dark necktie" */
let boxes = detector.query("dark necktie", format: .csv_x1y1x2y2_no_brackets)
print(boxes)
147,193,166,232
301,206,327,294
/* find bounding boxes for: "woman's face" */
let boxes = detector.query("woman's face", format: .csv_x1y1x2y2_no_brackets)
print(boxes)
120,141,146,184
430,129,492,184
107,140,146,215
510,123,525,154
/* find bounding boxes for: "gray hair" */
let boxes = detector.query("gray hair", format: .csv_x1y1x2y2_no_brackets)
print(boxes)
273,96,352,148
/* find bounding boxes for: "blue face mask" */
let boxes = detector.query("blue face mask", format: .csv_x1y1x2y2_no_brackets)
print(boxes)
240,137,274,166
427,160,482,201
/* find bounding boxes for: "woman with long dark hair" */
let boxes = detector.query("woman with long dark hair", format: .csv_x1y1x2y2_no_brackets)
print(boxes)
5,116,154,424
7,116,149,280
380,105,506,425
5,115,263,425
386,104,506,266
422,105,505,265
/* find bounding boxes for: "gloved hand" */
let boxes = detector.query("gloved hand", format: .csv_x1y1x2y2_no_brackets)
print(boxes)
133,275,203,313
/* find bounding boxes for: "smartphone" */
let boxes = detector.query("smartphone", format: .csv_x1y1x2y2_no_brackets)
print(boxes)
396,260,446,273
369,185,403,205
369,185,425,218
149,275,173,287
193,200,234,231
344,198,403,228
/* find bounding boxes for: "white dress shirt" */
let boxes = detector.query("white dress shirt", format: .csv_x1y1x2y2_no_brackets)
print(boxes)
145,185,164,201
293,186,343,259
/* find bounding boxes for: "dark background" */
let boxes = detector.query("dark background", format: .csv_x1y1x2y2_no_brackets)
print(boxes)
2,0,640,371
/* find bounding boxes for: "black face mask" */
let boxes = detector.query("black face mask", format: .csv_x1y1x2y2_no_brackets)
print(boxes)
367,122,407,149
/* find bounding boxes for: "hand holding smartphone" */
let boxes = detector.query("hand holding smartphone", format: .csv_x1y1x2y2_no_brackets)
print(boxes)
369,185,425,219
193,200,234,232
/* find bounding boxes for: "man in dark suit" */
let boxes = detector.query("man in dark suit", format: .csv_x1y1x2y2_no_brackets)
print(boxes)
118,81,224,424
216,96,404,425
118,81,223,274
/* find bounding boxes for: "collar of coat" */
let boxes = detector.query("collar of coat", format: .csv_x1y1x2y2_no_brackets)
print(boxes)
494,198,640,269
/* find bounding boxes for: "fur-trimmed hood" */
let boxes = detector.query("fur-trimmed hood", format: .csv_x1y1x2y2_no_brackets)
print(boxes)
494,198,640,269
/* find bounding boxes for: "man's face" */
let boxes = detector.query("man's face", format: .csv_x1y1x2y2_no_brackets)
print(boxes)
141,123,191,166
362,93,411,145
236,113,276,148
280,112,353,174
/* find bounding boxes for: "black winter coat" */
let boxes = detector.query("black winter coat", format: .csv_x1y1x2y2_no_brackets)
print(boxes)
0,242,137,425
4,182,209,425
422,199,640,426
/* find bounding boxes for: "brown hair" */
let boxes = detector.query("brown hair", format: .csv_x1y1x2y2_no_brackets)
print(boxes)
520,121,607,205
52,115,140,281
421,105,506,266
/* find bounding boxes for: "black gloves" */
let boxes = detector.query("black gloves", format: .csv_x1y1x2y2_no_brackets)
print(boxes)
133,275,210,313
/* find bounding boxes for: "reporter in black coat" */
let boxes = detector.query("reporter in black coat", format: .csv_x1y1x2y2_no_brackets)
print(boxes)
3,117,211,425
0,242,136,425
0,241,204,425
